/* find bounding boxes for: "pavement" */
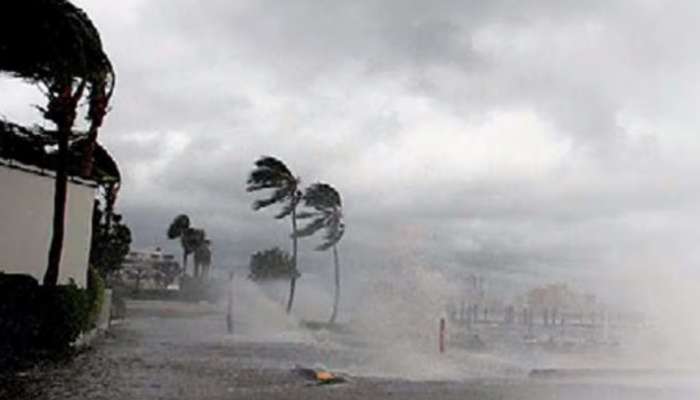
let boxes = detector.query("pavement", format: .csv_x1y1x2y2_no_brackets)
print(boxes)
1,300,699,400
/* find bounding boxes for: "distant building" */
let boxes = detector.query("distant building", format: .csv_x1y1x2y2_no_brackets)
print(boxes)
523,283,598,314
119,247,181,289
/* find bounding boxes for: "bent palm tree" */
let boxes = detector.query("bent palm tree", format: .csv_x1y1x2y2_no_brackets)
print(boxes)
246,156,301,314
194,239,212,280
295,183,345,324
0,0,115,286
167,215,206,277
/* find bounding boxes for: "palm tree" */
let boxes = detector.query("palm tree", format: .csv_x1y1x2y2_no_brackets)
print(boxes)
246,156,302,314
167,215,206,277
194,239,212,280
295,183,345,324
0,0,115,286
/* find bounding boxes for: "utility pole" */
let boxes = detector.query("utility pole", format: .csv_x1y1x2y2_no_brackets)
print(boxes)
226,268,234,334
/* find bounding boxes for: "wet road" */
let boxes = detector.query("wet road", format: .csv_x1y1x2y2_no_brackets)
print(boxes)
1,300,698,399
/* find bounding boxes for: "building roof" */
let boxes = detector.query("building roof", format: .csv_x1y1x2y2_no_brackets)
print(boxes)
0,119,120,185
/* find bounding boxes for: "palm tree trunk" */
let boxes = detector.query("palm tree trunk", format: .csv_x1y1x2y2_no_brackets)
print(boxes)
43,81,85,287
182,251,188,276
286,205,298,314
329,244,340,324
43,130,69,287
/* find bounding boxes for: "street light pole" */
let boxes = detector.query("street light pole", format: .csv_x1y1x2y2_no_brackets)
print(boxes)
226,268,234,334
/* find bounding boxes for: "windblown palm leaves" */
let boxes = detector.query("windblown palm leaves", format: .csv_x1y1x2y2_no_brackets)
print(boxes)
194,240,212,279
167,215,208,278
246,156,301,218
0,0,115,286
246,156,302,313
0,0,115,172
295,183,345,323
0,0,113,85
295,183,345,250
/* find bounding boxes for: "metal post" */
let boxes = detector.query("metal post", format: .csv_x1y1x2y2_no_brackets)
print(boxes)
226,269,234,334
439,318,446,354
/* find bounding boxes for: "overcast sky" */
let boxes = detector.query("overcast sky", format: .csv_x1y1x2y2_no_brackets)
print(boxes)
3,0,700,299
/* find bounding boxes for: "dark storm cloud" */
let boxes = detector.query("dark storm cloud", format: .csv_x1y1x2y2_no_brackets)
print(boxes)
3,0,700,294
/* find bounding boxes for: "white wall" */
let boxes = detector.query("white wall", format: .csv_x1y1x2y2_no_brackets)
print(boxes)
0,164,95,287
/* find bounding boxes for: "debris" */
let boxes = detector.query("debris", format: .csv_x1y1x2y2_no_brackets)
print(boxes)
294,365,347,385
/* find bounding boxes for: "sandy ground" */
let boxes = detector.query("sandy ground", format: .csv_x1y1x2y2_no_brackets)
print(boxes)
1,300,699,400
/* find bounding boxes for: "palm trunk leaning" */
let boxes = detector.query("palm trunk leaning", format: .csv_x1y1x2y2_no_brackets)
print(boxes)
286,205,299,314
44,82,85,287
329,244,341,324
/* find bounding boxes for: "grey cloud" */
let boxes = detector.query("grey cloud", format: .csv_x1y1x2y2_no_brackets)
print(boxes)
4,0,700,299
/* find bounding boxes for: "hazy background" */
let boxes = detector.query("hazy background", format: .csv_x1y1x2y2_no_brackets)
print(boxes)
2,0,700,314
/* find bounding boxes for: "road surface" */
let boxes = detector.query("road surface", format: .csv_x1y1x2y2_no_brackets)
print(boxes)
1,300,698,399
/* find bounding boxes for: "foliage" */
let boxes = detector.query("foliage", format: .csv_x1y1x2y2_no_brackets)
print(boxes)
166,214,209,278
248,247,299,282
0,0,113,86
295,183,345,251
37,283,91,350
193,239,212,279
0,272,106,367
153,259,181,289
0,274,42,363
0,0,116,287
295,183,345,324
246,156,302,313
167,214,190,239
246,156,301,218
90,202,132,280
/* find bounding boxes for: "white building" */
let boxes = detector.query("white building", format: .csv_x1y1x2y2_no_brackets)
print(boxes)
120,247,180,289
0,121,120,287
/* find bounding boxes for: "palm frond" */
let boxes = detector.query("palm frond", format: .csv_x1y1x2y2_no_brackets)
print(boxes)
167,214,190,239
246,169,286,192
252,187,291,211
254,156,293,177
296,211,319,219
182,228,205,253
316,221,345,251
303,183,341,211
274,193,301,219
295,182,345,250
0,0,113,84
247,156,300,218
294,217,326,238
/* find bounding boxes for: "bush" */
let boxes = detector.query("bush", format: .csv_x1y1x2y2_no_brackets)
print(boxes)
36,283,91,351
0,274,42,361
0,272,107,367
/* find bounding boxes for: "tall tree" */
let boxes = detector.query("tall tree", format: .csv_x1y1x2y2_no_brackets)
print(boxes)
295,183,345,324
194,240,212,280
248,247,297,282
246,156,301,314
90,201,132,281
0,0,115,286
167,215,206,277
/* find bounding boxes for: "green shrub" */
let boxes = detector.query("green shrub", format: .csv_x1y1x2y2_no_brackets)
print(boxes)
36,283,90,351
0,273,107,366
0,274,42,361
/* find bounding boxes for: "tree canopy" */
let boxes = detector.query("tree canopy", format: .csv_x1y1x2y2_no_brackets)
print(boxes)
296,183,345,251
89,204,131,280
0,0,112,85
246,156,301,219
248,247,299,282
